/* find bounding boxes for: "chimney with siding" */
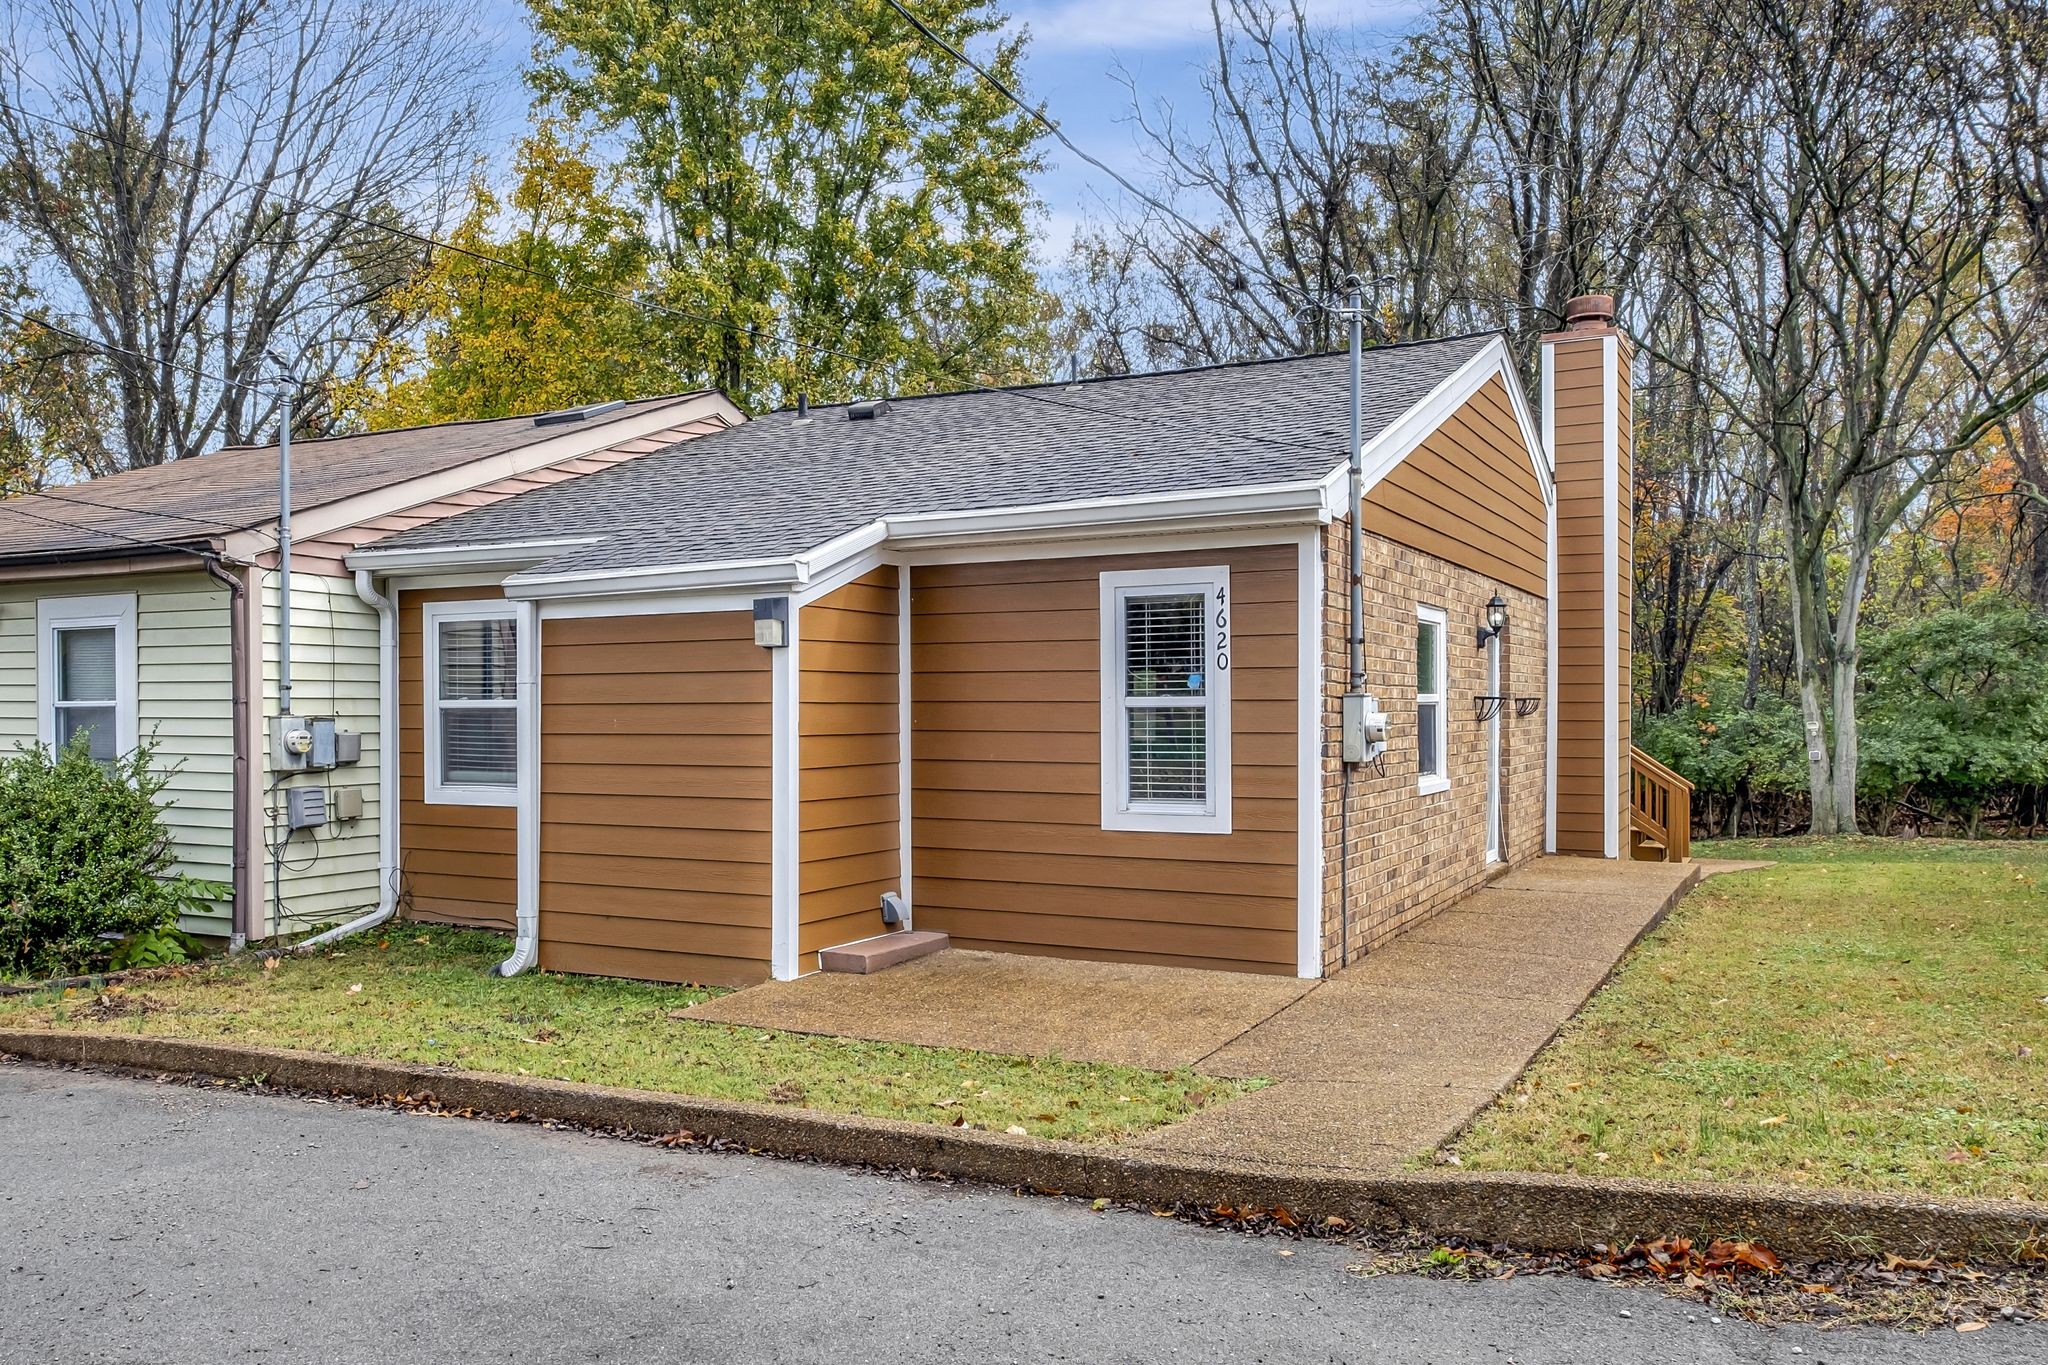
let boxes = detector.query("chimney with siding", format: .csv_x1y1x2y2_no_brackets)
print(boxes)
1543,294,1632,858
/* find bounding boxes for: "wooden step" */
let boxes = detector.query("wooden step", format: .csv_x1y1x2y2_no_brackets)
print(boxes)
819,930,950,974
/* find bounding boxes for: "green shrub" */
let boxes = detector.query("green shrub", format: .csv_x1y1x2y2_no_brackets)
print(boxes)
0,734,214,978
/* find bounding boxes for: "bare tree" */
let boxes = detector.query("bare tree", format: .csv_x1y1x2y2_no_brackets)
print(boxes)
1437,0,1688,349
1061,0,1503,371
0,0,481,471
1665,0,2048,833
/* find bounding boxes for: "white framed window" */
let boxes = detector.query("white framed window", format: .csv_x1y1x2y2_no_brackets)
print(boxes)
422,600,521,806
1416,603,1449,794
37,593,138,764
1099,566,1232,834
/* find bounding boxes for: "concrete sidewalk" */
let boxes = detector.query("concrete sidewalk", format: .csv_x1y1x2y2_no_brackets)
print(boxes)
690,856,1765,1173
1132,858,1752,1173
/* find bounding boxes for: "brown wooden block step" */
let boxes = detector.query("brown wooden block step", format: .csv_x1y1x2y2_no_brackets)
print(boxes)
819,930,950,975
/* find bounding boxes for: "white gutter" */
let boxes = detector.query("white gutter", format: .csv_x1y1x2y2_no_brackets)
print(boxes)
497,596,543,976
292,569,402,952
496,478,1334,601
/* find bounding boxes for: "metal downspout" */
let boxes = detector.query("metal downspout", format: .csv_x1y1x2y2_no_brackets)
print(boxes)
289,569,401,952
200,555,254,948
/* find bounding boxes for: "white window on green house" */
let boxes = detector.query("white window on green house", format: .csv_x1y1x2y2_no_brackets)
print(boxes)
1416,603,1449,794
1099,565,1232,834
423,601,519,805
37,593,137,764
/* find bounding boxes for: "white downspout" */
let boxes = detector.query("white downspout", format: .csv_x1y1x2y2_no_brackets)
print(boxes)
292,569,401,952
496,596,542,977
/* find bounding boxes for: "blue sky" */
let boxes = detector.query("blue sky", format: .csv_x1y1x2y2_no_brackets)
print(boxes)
468,0,1431,259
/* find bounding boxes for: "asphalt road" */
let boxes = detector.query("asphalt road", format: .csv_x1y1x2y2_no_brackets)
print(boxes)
1,1064,2039,1365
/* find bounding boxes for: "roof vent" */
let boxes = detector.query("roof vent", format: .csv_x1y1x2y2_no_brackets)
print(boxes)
533,399,627,428
846,399,891,421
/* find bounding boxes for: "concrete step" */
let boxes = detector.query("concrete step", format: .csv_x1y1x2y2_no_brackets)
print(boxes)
819,929,950,975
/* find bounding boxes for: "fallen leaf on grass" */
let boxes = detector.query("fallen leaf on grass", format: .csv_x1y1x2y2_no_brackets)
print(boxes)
261,957,278,973
346,983,362,995
1757,1114,1788,1127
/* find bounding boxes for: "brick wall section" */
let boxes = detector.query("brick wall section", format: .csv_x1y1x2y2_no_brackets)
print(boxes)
1319,523,1548,971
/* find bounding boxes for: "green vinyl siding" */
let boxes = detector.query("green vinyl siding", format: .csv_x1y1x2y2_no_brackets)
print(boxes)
260,570,384,935
0,572,235,933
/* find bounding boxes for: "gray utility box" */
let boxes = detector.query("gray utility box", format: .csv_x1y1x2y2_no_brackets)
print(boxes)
284,785,328,830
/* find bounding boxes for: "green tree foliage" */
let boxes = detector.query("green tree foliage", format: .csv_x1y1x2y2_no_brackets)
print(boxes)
525,0,1055,410
0,735,213,977
1859,598,2048,834
343,125,671,429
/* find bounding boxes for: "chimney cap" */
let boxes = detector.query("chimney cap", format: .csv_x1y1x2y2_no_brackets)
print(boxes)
1563,294,1616,330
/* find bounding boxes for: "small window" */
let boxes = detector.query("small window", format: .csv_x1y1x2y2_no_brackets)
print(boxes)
37,594,137,764
1100,566,1232,834
423,602,520,805
1417,604,1448,794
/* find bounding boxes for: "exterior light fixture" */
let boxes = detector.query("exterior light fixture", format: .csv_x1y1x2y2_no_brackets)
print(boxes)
1476,593,1508,647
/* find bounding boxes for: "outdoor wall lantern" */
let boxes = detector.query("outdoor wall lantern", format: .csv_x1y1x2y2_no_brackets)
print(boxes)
1476,593,1509,647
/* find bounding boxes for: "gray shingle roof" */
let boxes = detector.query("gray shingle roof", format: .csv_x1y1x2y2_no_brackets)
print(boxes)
0,394,713,566
375,337,1496,579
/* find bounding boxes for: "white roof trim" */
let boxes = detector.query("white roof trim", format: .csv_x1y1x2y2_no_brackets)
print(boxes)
1346,334,1552,507
490,477,1333,600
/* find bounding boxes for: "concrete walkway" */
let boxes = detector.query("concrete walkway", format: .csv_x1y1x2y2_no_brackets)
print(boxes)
690,856,1765,1173
1132,858,1736,1172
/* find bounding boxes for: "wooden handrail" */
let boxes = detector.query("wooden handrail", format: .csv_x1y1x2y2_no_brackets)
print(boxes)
1628,745,1692,862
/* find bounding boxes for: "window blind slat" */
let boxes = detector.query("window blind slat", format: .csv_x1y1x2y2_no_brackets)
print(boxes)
438,619,516,701
1123,594,1206,698
442,709,517,786
58,626,117,703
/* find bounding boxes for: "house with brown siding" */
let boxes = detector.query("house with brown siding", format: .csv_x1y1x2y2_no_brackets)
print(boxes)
0,393,740,944
341,298,1641,986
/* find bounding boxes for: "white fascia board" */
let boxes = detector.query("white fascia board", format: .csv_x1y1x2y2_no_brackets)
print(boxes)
500,483,1328,603
881,479,1329,547
1355,336,1552,505
345,537,601,574
290,393,743,542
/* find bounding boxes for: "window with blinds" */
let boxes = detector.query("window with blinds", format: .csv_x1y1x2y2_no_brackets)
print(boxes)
1101,566,1232,833
55,625,118,762
38,593,134,766
1417,604,1448,793
425,608,520,800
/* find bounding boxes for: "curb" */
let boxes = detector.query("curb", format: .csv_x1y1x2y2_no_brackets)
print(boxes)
5,1029,2043,1263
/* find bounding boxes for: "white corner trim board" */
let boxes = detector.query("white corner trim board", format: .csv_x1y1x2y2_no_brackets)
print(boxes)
1294,533,1324,979
1601,333,1622,860
769,605,802,980
1542,341,1559,855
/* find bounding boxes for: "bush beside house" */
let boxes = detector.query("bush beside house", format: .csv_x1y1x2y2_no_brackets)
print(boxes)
0,736,218,978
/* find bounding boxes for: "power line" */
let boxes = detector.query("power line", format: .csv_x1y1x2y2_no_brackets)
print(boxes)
11,105,1349,466
880,0,1322,310
0,302,261,395
0,489,220,562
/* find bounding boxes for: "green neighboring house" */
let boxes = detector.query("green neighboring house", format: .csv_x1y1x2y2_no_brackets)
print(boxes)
0,393,740,941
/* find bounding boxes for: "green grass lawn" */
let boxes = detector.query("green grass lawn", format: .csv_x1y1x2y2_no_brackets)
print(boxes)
1451,838,2048,1200
0,924,1252,1143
